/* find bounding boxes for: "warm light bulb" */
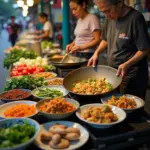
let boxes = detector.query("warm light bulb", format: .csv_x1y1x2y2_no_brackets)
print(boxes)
27,0,34,7
22,10,28,17
22,5,28,11
17,0,24,7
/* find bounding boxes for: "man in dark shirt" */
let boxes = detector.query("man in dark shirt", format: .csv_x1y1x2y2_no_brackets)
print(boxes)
88,0,150,99
7,16,20,46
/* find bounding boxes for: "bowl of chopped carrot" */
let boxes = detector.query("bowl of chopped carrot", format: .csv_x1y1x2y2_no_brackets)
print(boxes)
0,100,38,119
36,97,80,119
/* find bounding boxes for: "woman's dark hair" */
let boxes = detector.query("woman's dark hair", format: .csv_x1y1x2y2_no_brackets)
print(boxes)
39,12,48,19
69,0,89,5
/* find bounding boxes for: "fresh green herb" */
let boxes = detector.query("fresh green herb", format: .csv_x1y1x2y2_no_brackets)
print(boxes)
0,122,35,148
3,49,38,69
41,41,53,49
5,75,48,91
43,64,56,72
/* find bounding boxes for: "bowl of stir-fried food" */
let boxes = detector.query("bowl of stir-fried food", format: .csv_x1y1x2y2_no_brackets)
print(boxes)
101,94,145,113
46,78,63,86
76,104,126,128
36,97,80,119
63,65,122,98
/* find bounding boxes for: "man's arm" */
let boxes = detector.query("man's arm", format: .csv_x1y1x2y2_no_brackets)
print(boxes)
87,40,108,67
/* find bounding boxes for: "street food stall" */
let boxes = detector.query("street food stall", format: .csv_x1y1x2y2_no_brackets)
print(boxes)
1,0,150,150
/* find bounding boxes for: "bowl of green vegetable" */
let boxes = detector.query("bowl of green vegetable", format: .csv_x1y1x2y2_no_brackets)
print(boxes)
0,118,40,150
31,85,69,100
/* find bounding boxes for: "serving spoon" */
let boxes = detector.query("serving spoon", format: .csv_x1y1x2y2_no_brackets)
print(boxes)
60,51,71,63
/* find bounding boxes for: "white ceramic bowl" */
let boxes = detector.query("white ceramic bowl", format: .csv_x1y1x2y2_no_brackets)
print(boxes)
0,118,40,150
32,85,69,100
0,100,38,119
101,94,145,113
35,121,89,150
36,98,80,119
76,103,126,128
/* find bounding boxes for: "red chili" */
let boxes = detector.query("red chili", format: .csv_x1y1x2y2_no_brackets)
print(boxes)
0,89,31,100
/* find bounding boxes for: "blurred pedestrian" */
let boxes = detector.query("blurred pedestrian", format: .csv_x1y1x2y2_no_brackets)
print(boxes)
7,16,20,46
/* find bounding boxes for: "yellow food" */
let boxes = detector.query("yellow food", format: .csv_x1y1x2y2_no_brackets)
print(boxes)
72,78,113,95
39,97,75,114
49,138,70,149
66,127,80,135
106,95,137,109
52,134,61,145
40,131,53,141
83,105,118,124
64,133,80,141
33,72,55,79
48,79,63,85
4,104,36,118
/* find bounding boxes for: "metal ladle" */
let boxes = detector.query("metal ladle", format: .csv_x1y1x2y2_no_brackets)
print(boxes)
60,52,71,63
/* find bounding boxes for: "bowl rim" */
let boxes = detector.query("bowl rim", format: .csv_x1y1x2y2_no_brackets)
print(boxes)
0,117,40,150
76,103,126,126
63,65,122,96
36,97,80,116
101,94,145,111
31,71,57,79
0,100,38,118
0,89,32,101
31,85,69,99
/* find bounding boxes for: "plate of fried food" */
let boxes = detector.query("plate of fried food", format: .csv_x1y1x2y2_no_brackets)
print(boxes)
76,104,126,128
35,121,89,150
101,94,145,113
36,97,80,119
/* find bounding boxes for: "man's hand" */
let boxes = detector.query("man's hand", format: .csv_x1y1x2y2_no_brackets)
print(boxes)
87,52,99,67
116,63,129,77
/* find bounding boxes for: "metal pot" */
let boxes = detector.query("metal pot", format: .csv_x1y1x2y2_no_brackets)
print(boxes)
27,40,41,56
49,55,88,69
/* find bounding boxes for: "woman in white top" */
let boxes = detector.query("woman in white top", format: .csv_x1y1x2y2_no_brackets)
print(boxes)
66,0,101,59
35,12,53,41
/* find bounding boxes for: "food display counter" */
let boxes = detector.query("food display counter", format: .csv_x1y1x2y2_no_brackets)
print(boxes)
1,41,150,150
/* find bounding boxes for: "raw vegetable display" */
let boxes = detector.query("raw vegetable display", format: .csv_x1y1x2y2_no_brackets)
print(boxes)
13,57,48,67
5,76,48,91
3,49,38,69
41,41,53,49
4,45,26,54
0,122,35,148
10,64,45,77
34,88,63,98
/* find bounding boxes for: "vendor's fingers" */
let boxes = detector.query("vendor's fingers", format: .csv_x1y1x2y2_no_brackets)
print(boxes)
87,58,93,66
116,67,122,76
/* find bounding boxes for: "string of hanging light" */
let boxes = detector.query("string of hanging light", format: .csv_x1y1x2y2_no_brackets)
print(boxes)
16,0,34,17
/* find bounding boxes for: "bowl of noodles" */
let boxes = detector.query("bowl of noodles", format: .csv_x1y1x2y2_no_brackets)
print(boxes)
101,94,145,113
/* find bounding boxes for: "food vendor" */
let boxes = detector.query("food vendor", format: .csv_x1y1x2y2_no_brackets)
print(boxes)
66,0,101,59
35,12,53,41
88,0,150,99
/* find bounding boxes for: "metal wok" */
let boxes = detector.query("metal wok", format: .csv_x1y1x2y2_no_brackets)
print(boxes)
49,55,88,69
63,65,122,100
